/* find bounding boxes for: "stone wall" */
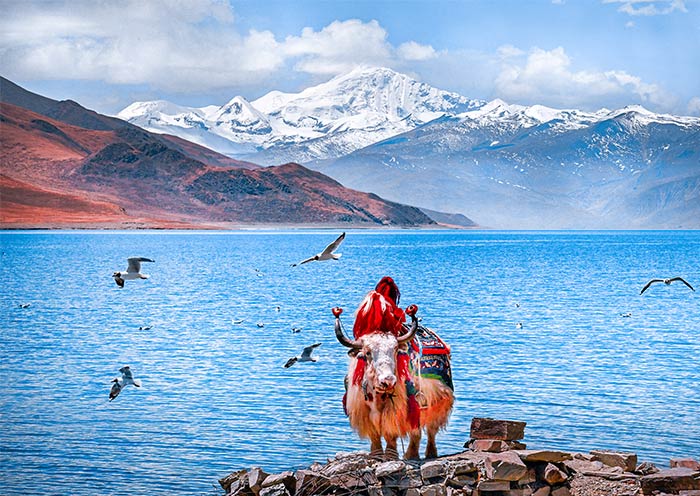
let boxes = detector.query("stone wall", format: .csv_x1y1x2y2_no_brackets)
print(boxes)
219,418,700,496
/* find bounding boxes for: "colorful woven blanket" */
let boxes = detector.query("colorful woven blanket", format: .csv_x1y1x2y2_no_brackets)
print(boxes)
404,324,454,391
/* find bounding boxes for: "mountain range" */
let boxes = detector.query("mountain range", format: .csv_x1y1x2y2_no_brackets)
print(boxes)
0,76,438,228
119,67,700,229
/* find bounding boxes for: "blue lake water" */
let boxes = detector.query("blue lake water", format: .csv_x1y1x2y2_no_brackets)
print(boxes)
1,230,699,495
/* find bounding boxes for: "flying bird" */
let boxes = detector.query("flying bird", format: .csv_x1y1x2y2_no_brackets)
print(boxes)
284,343,322,368
109,366,141,401
640,277,695,295
109,378,123,401
113,257,155,288
291,232,345,267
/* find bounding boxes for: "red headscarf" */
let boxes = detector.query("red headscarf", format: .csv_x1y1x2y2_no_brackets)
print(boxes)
353,277,406,339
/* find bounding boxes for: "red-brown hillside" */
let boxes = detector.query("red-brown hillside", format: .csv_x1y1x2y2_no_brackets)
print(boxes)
0,77,435,228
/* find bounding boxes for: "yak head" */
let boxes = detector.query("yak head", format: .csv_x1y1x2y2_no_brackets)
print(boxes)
333,291,418,394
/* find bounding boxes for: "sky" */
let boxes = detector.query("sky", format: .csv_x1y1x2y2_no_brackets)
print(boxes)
1,0,698,116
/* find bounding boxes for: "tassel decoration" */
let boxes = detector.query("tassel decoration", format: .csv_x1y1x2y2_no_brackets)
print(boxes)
352,355,366,386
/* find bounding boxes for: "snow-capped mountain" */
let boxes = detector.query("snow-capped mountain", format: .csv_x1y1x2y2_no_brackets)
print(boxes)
117,67,483,163
311,101,700,229
118,67,700,228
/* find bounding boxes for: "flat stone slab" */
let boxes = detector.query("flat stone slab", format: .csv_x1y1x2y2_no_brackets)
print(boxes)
470,417,527,441
485,450,528,481
591,450,638,472
640,467,700,494
671,458,700,471
515,449,573,463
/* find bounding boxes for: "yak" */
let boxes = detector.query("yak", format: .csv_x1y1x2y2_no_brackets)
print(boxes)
332,289,454,460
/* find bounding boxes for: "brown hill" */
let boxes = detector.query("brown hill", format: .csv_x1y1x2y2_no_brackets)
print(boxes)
0,78,435,228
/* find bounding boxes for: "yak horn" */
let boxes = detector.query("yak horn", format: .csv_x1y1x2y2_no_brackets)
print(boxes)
333,307,361,349
397,305,419,344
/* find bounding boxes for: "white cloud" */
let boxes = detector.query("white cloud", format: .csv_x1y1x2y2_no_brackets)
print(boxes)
0,3,440,91
688,97,700,116
625,20,636,27
602,0,688,16
397,41,437,61
494,46,675,110
282,19,393,75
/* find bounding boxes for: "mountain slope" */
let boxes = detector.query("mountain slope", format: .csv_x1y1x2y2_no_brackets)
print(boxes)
0,78,435,228
311,103,700,228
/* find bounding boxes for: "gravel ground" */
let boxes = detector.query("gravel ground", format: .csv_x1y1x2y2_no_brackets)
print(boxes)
569,474,641,496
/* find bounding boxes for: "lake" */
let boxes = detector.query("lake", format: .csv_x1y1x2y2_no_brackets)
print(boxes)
1,230,698,495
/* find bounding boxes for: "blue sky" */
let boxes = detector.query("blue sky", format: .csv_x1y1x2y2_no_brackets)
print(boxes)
1,0,698,115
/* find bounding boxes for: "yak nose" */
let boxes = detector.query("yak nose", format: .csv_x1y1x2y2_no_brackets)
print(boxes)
378,373,397,391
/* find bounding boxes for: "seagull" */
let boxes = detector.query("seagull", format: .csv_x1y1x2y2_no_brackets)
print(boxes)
113,257,155,288
232,318,245,325
620,312,632,318
515,322,523,329
119,366,142,388
291,232,345,267
284,343,322,368
291,326,302,333
138,325,152,331
18,303,31,309
256,322,265,328
640,277,695,295
109,378,123,401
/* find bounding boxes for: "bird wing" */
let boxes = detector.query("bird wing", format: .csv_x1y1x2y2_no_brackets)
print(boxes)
640,279,663,295
292,256,317,267
127,257,154,273
284,357,298,368
120,367,134,381
301,342,322,359
669,277,695,291
321,232,345,256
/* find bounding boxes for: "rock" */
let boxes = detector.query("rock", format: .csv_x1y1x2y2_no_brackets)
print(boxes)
543,463,568,485
640,467,700,494
420,484,448,496
477,479,511,491
563,458,605,474
294,469,331,496
551,487,571,496
485,451,528,481
636,461,660,475
518,467,537,485
467,439,511,452
261,471,296,494
532,487,551,496
590,450,638,472
248,467,269,494
219,469,247,493
671,459,700,471
451,458,480,476
471,417,526,441
421,459,449,480
258,484,290,496
375,460,407,478
516,450,573,463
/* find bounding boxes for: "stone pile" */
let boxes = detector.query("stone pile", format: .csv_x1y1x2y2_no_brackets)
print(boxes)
219,418,700,496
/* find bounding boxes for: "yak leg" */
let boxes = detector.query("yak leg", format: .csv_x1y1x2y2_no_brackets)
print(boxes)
384,436,399,460
425,425,439,459
369,435,384,459
404,430,421,460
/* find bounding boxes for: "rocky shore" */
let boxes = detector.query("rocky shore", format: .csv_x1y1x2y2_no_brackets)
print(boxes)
219,418,700,496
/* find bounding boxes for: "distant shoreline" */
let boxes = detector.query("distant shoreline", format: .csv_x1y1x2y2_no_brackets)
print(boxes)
0,222,479,231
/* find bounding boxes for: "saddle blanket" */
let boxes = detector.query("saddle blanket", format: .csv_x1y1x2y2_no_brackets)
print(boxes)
403,324,453,391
